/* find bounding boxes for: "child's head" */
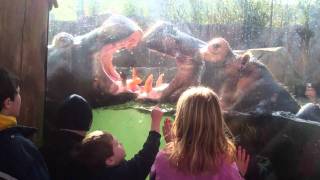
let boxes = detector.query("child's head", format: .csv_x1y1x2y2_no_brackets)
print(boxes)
0,68,21,117
168,86,235,174
57,94,93,131
74,131,126,170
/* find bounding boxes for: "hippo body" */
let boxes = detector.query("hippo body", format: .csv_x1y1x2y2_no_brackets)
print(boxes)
224,111,320,180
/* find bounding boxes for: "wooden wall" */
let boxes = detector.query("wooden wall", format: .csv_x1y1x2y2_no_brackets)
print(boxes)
0,0,49,143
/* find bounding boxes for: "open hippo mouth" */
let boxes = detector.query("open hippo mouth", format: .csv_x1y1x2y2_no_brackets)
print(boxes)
87,15,166,99
95,20,207,102
134,21,207,102
99,46,126,84
97,30,168,100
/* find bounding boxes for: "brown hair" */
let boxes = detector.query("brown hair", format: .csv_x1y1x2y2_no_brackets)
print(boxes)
73,131,114,170
166,86,235,175
0,67,20,111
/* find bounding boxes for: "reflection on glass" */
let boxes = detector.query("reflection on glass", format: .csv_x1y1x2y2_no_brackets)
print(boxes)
47,1,320,180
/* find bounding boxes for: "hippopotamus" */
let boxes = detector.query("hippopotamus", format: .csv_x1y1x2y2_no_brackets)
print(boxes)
199,39,320,179
199,38,301,113
141,21,206,102
224,111,320,180
46,14,152,132
47,14,143,108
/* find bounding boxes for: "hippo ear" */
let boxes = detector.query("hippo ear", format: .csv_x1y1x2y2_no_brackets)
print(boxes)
241,54,250,66
52,32,74,48
239,54,250,71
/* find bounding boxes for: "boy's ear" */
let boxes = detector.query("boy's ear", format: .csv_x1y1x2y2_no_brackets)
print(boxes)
2,97,12,110
105,157,115,166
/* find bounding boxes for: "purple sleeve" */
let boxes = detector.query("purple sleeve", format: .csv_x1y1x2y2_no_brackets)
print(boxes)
150,151,162,180
229,162,245,180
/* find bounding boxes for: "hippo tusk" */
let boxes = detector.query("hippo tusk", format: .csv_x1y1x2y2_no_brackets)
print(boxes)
144,74,153,93
127,68,142,92
156,73,164,87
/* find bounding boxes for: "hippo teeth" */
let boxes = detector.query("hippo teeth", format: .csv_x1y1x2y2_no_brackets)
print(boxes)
156,73,164,87
98,43,168,98
143,74,153,93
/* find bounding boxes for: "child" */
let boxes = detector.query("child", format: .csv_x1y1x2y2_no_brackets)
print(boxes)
305,83,318,103
70,106,164,180
150,86,249,180
295,83,320,121
40,94,93,180
0,67,50,180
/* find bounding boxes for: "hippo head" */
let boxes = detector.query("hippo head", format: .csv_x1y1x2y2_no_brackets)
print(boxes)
138,21,207,102
143,21,207,59
76,15,143,53
199,38,238,64
91,16,143,95
199,37,252,78
47,15,143,105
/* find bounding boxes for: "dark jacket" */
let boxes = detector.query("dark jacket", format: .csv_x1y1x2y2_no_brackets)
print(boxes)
70,131,161,180
40,130,85,180
0,126,50,180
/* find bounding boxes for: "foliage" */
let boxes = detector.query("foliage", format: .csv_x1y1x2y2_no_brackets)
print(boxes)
123,2,141,17
241,0,270,47
50,0,320,29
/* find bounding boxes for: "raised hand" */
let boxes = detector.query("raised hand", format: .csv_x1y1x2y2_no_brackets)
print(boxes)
236,146,250,178
150,106,163,133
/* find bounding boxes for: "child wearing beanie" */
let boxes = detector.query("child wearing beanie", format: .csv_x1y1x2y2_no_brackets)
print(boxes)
40,94,93,180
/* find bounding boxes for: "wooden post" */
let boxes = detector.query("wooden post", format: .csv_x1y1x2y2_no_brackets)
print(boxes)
0,0,49,144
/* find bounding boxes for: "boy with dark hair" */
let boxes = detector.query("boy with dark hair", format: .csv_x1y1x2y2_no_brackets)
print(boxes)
70,107,164,180
0,67,50,180
41,94,93,180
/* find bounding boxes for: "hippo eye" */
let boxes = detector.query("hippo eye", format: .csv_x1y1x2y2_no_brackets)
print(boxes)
164,26,177,36
61,37,68,42
212,44,220,49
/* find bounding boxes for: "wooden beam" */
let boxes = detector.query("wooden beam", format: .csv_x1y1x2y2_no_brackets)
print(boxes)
0,0,49,144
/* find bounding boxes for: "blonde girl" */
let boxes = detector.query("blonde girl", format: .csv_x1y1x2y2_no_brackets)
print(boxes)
151,86,249,180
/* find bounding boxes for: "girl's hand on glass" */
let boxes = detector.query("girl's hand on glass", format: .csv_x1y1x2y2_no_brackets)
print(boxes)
236,146,250,177
162,117,173,143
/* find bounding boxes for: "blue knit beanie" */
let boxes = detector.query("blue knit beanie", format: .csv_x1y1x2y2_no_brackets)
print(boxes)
57,94,93,131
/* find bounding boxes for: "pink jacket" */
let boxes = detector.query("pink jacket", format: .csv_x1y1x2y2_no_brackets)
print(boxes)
150,150,244,180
